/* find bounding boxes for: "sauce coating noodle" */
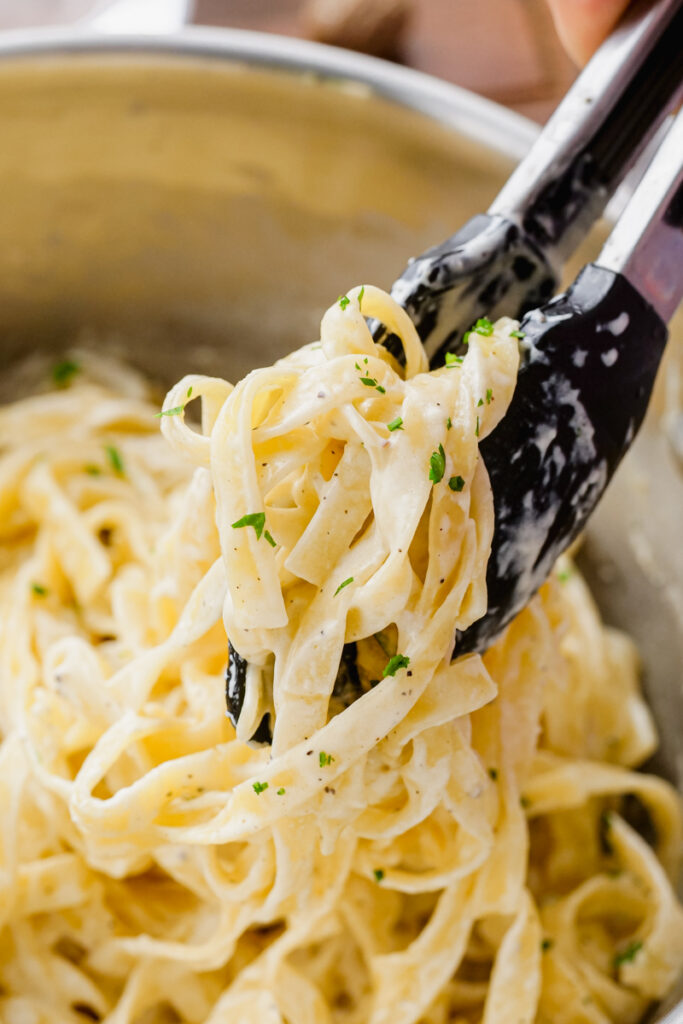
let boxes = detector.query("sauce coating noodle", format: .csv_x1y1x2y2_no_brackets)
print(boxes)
0,287,681,1023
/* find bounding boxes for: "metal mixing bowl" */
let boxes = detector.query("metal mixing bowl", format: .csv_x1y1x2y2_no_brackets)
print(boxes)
0,27,679,1020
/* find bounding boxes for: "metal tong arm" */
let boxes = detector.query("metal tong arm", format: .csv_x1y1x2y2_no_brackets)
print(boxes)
599,107,683,324
490,0,683,266
457,108,683,655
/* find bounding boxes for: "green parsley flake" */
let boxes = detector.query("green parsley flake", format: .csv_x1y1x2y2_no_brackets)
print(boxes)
338,294,350,311
449,475,465,492
187,386,193,398
475,416,480,438
31,582,48,597
429,444,446,484
264,529,277,548
463,317,494,345
557,568,572,583
319,752,334,767
105,445,125,476
387,416,403,432
52,358,81,388
446,417,452,429
486,388,493,404
510,329,526,339
358,365,386,394
488,767,498,780
614,940,642,968
276,787,286,795
252,781,269,795
334,577,354,597
445,352,464,368
359,374,386,394
383,653,410,678
231,512,266,540
155,406,184,418
84,465,102,476
541,938,553,953
358,285,365,310
373,868,385,883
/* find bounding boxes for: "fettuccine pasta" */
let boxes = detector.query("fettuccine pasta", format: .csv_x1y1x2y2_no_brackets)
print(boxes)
0,285,681,1024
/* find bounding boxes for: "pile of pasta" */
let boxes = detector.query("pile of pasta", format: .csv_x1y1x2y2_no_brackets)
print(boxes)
0,285,681,1024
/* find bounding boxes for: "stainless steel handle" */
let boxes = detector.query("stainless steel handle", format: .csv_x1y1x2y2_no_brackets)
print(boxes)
599,108,683,324
490,0,683,267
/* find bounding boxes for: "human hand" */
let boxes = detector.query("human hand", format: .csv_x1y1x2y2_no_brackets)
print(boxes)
545,0,632,64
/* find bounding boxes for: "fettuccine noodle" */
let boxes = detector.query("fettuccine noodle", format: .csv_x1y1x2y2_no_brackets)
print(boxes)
0,285,681,1024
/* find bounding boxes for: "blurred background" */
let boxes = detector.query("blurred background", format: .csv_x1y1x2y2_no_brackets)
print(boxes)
193,0,579,123
0,0,578,124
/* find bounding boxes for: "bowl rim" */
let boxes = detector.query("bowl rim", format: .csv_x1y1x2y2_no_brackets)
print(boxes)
0,24,540,160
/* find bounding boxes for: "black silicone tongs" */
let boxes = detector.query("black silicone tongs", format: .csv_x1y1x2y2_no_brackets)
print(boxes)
226,1,683,739
373,0,683,655
457,108,683,652
381,0,683,365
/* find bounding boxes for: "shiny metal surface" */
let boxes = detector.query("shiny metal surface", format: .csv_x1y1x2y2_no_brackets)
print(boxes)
0,30,679,1020
491,0,683,266
599,109,683,324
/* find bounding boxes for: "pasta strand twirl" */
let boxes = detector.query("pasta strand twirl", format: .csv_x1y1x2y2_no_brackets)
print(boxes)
0,287,680,1024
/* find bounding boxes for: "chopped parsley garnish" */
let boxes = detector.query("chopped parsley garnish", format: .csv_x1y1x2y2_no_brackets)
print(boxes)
359,374,386,394
383,653,410,678
488,767,498,780
105,445,125,476
387,416,403,432
614,940,642,968
429,444,446,484
557,568,572,583
187,386,193,398
448,475,465,492
373,868,385,882
252,781,269,795
231,512,266,540
486,388,493,404
52,358,81,388
264,529,277,548
338,294,350,311
477,398,484,407
510,329,526,339
463,317,494,345
334,577,354,597
541,938,553,952
358,285,365,310
319,751,334,767
155,406,184,418
445,352,464,368
276,787,286,795
31,582,48,597
84,464,101,476
446,417,452,429
475,416,480,438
